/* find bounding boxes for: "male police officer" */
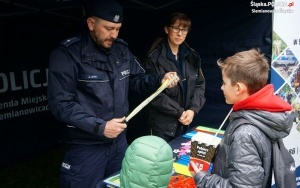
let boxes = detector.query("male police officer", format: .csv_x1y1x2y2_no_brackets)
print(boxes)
47,0,178,187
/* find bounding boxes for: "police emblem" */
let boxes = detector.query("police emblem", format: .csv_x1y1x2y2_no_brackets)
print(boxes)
113,15,120,22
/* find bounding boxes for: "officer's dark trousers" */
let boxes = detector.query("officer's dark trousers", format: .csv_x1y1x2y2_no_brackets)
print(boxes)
60,133,128,188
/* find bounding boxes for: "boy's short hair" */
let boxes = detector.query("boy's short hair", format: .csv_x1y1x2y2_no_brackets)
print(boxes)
217,48,269,94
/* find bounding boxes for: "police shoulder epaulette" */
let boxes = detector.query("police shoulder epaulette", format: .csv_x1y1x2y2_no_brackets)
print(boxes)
60,37,80,47
115,38,128,46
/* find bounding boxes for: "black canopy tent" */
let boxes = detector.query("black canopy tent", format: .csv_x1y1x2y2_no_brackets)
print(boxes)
0,0,272,168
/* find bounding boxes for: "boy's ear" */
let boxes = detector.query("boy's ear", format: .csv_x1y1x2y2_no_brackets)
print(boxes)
236,82,248,94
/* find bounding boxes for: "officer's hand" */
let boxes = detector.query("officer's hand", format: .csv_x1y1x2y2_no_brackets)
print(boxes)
103,117,127,138
162,72,179,88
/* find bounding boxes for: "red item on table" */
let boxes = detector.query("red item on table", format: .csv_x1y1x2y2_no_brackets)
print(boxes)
168,175,196,188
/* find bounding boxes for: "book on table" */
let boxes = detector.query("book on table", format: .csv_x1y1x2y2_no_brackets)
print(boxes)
103,173,120,188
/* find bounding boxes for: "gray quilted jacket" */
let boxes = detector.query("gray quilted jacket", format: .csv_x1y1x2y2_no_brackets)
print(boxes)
194,84,294,187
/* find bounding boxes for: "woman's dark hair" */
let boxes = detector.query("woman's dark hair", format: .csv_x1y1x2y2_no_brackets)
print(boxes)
164,12,191,29
145,12,191,58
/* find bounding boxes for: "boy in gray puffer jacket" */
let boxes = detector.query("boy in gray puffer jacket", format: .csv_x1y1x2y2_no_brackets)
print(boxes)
190,48,295,187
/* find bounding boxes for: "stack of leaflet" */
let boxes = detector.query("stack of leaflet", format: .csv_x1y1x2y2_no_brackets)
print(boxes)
183,125,225,139
195,125,225,137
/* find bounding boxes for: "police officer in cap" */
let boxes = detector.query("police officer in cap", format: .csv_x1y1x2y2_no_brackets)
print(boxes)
47,0,179,187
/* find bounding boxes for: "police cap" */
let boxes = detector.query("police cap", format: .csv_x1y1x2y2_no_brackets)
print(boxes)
86,0,123,23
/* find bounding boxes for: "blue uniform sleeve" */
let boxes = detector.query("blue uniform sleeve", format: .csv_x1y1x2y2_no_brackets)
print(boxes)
47,47,106,137
128,53,163,98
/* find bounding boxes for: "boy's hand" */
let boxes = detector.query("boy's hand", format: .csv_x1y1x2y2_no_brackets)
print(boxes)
189,161,201,177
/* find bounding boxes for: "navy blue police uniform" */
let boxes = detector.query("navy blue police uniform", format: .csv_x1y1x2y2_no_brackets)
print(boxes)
48,29,163,187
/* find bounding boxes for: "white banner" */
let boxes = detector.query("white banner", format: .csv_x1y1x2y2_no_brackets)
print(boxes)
271,0,300,187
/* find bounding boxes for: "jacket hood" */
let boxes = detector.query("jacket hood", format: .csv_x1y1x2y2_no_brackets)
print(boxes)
120,136,173,188
232,110,294,141
231,84,294,141
233,84,292,112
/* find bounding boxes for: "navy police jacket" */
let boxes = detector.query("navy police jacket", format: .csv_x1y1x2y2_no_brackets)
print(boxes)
48,30,162,144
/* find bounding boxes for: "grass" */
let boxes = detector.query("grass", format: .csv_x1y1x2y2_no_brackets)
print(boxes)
0,145,65,188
